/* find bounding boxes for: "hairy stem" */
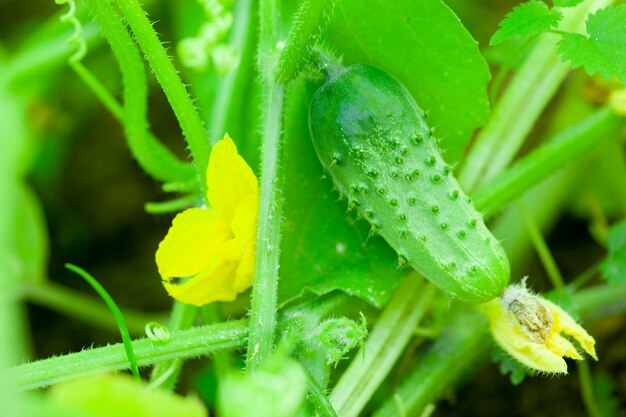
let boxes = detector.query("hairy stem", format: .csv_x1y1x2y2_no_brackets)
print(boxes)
148,302,198,390
83,0,195,183
6,320,247,391
111,0,210,187
246,82,285,371
277,0,335,83
245,0,284,372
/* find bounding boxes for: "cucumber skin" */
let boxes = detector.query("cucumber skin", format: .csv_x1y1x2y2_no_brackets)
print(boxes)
309,65,509,303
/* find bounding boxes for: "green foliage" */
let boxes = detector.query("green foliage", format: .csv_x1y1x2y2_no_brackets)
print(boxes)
327,0,490,164
314,315,367,366
552,0,584,7
593,372,619,417
49,373,207,417
602,219,626,284
558,5,626,83
492,347,528,385
280,80,403,307
543,289,580,321
219,354,307,417
490,1,562,45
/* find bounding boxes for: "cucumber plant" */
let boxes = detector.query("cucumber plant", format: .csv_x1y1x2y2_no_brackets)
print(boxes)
2,0,626,416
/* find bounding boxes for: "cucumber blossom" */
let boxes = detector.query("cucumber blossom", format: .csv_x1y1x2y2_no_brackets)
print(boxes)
309,64,510,303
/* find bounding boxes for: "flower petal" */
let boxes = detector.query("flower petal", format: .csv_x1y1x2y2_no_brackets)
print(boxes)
548,333,582,360
231,193,259,245
233,242,255,293
156,208,231,280
207,135,258,214
163,252,239,306
544,300,598,360
482,300,568,374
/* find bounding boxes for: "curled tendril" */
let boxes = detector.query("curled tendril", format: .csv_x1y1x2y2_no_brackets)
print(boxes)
55,0,87,63
145,321,171,343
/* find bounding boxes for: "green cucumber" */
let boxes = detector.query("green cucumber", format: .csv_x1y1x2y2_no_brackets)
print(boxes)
309,64,510,303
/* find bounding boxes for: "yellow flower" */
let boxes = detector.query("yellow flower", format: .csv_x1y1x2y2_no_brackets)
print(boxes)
481,281,597,374
156,135,258,306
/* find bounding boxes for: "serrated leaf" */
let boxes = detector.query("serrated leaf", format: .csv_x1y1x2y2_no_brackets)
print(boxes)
557,5,626,82
602,219,626,284
490,1,563,46
327,0,490,164
553,0,584,7
278,80,403,308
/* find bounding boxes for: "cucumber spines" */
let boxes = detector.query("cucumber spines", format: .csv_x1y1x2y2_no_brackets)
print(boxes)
309,64,510,303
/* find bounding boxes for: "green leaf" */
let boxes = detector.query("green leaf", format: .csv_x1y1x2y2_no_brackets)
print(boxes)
279,80,403,308
602,219,626,284
492,347,529,385
327,0,490,164
558,5,626,83
219,354,306,417
49,373,207,417
490,1,562,46
552,0,584,8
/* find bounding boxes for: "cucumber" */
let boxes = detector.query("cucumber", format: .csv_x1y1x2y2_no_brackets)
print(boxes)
309,64,510,303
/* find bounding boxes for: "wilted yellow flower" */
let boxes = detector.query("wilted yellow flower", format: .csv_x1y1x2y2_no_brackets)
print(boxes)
156,135,258,306
481,281,597,374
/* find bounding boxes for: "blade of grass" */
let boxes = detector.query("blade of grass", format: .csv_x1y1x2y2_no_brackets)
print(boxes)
65,264,140,381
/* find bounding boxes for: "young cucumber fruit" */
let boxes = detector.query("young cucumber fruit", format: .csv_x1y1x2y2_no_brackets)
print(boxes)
309,64,510,303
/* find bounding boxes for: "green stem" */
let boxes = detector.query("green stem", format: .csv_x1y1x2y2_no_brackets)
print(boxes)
65,264,140,381
19,282,156,337
577,362,602,417
70,62,122,118
246,82,285,371
144,194,201,214
3,23,101,88
148,302,198,390
372,311,489,417
573,283,626,318
516,202,566,289
473,107,623,216
5,320,247,391
459,0,611,191
276,0,336,84
305,369,339,417
207,0,256,145
330,274,434,417
111,0,211,186
8,282,625,394
244,0,284,373
82,0,195,183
